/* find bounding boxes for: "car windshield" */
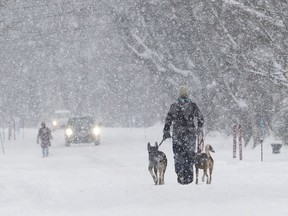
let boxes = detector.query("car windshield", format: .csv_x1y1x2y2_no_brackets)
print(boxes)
53,110,71,119
68,117,95,129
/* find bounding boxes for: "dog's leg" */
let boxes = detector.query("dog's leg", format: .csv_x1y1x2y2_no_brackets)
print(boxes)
154,167,159,185
195,167,199,184
161,172,164,185
158,167,163,185
156,168,159,185
159,164,167,185
158,168,163,185
162,165,167,185
202,167,208,183
148,166,158,184
208,165,213,184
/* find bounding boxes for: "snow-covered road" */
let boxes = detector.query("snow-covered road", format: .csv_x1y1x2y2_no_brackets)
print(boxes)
1,125,288,216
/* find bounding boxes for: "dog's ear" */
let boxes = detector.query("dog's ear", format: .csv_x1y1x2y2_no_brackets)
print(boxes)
155,142,159,149
209,145,215,153
147,142,151,150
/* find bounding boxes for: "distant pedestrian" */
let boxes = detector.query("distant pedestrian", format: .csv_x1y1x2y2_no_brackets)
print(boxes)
163,86,204,184
37,122,53,157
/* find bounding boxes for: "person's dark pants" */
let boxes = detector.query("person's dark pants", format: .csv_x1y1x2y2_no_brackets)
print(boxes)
41,143,49,157
172,133,196,184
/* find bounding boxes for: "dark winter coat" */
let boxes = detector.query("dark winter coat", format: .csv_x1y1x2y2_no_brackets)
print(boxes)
37,126,52,147
164,97,203,136
163,96,204,153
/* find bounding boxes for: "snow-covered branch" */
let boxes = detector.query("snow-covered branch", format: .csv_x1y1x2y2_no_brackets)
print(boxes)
223,78,248,109
223,0,285,28
124,31,166,72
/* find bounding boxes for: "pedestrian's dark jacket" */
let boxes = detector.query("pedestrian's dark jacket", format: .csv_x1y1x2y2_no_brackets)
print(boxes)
37,126,52,147
163,96,204,137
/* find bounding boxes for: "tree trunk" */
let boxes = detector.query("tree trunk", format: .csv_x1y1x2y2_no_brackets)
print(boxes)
250,113,260,149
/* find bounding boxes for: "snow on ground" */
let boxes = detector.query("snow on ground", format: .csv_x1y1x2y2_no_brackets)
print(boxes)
0,123,288,216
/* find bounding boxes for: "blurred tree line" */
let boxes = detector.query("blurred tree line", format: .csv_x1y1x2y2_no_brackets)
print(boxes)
0,0,288,146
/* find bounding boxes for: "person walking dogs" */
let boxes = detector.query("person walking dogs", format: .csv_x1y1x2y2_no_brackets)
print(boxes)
163,86,204,184
37,122,53,158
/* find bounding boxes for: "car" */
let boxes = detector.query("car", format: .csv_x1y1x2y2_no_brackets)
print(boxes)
64,116,101,147
51,110,72,130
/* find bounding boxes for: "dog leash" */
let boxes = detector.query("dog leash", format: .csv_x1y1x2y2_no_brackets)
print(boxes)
197,130,204,153
158,138,165,147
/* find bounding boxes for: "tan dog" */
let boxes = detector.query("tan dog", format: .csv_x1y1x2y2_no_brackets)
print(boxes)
195,144,215,184
147,142,167,185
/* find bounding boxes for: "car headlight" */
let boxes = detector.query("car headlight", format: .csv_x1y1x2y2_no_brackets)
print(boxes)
65,128,73,137
93,126,100,136
52,120,58,126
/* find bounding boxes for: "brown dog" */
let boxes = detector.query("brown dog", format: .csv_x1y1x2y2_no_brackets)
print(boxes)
147,142,167,185
195,144,215,184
